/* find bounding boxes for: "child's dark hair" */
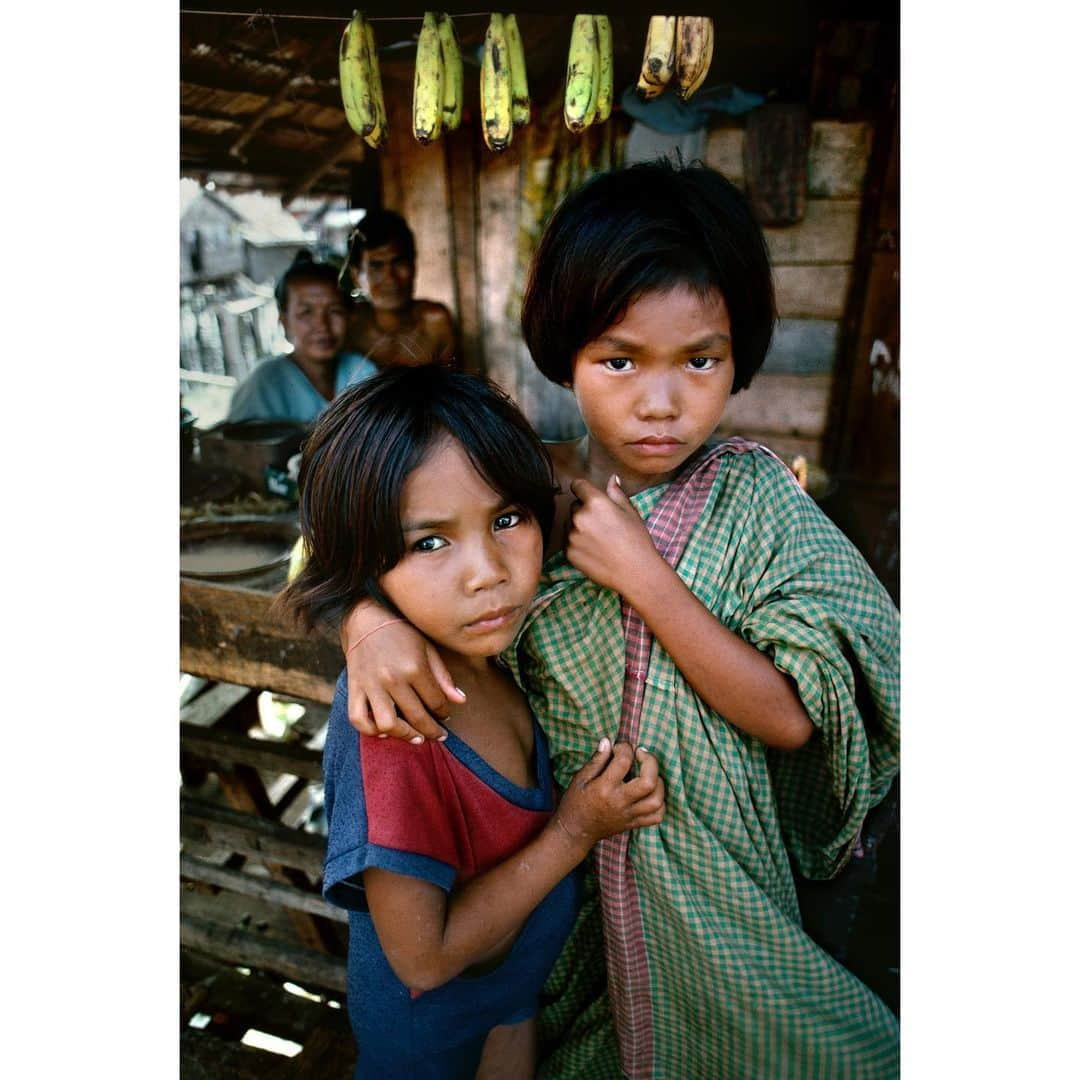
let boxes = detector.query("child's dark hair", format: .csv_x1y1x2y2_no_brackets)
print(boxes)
283,367,557,632
274,250,347,309
345,209,417,268
521,159,776,394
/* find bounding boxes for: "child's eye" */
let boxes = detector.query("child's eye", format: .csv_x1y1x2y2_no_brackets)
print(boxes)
687,356,719,370
604,357,633,372
412,535,448,553
493,510,523,531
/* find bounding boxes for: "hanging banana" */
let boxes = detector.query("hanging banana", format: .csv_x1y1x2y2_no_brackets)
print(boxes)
637,15,677,100
363,16,388,148
413,12,444,144
339,11,377,139
595,15,614,122
564,14,600,133
504,14,531,128
675,16,714,100
437,13,463,131
481,14,513,151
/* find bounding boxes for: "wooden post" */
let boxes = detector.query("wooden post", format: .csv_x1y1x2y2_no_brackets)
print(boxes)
444,125,484,374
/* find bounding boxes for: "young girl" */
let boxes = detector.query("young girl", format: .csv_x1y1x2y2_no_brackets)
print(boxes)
339,162,900,1078
282,367,665,1078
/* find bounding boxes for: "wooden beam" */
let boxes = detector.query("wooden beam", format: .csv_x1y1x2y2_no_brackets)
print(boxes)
180,683,254,729
283,126,363,206
181,854,347,923
230,29,341,162
181,913,347,994
181,795,327,877
180,723,324,780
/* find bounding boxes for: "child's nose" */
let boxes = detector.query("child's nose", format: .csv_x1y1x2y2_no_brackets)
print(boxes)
636,375,679,419
464,539,510,591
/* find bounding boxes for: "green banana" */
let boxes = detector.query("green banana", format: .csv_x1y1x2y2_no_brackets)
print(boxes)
504,13,530,127
413,11,444,144
637,15,677,100
675,15,714,100
339,11,376,139
363,17,388,148
564,13,600,133
595,15,614,122
481,14,513,151
437,13,463,131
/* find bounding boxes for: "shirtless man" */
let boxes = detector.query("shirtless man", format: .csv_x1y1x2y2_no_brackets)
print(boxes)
343,209,459,369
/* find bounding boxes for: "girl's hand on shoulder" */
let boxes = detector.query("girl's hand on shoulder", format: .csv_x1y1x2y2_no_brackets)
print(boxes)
341,601,464,742
553,738,666,857
565,476,661,597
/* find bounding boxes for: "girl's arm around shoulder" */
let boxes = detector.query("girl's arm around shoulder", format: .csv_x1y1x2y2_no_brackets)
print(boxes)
565,473,815,751
364,739,665,992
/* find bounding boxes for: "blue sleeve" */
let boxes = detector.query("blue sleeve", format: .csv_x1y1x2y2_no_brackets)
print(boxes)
226,360,290,422
322,673,458,911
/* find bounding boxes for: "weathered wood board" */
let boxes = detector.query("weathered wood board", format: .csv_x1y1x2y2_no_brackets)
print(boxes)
720,373,832,439
775,265,853,319
180,579,341,705
765,200,861,265
763,319,840,374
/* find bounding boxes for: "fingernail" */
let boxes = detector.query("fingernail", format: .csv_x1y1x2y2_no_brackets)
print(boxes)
598,736,611,753
613,474,622,487
410,735,424,745
378,733,388,740
437,733,448,742
454,686,466,698
637,746,650,755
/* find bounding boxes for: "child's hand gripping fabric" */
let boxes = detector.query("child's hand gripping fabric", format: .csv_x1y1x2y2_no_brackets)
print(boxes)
367,736,665,992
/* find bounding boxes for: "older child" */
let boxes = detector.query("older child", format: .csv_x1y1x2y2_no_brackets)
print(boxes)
283,368,665,1079
339,162,900,1078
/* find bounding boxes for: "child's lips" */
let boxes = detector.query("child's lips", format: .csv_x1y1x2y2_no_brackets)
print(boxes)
629,436,685,456
464,605,520,632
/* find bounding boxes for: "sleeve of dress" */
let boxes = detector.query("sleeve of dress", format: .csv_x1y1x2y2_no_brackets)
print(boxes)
732,452,900,880
226,361,280,422
322,676,463,910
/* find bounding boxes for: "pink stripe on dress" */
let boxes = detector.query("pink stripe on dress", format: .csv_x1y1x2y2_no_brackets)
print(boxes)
596,440,764,1077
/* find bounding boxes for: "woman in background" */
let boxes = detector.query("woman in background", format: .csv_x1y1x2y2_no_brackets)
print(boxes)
227,251,377,425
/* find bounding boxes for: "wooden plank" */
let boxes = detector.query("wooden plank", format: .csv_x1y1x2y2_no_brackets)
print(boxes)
705,121,872,199
281,125,364,206
763,318,840,374
181,795,327,877
774,265,852,319
180,952,349,1043
704,125,745,185
808,121,873,198
180,579,341,705
182,913,348,994
180,1029,270,1080
719,372,832,439
180,683,253,729
765,200,861,265
180,723,324,780
445,124,484,374
477,148,523,397
181,854,347,923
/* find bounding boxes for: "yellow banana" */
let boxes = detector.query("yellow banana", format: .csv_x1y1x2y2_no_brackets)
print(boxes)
636,15,677,100
339,11,376,139
564,13,600,133
504,14,530,127
413,12,444,144
364,17,388,148
675,15,714,100
481,14,513,151
437,13,463,131
595,15,614,122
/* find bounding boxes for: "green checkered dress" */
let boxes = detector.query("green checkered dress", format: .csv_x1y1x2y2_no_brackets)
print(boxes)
506,440,900,1079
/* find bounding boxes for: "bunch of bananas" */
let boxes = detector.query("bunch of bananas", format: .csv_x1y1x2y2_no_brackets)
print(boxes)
563,15,613,134
480,14,530,152
339,11,388,149
636,15,714,102
413,12,464,144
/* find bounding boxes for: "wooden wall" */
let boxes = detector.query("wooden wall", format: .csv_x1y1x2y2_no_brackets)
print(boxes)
377,115,874,464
